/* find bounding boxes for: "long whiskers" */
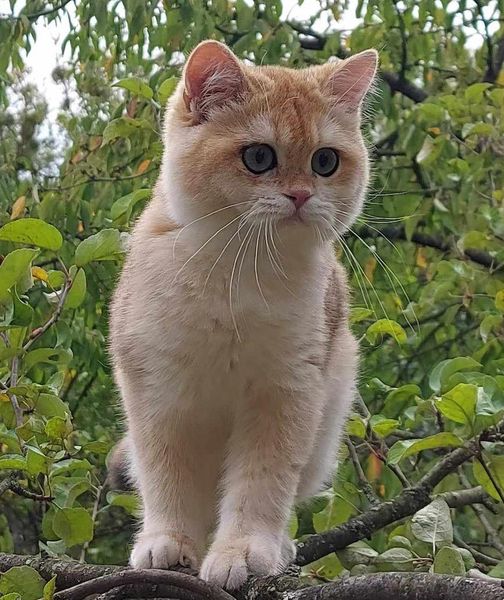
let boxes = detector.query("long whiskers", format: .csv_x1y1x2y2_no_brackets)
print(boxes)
173,212,244,283
254,222,269,311
172,200,253,260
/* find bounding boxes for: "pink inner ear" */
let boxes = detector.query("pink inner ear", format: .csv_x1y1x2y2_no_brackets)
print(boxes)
184,41,246,118
328,50,378,109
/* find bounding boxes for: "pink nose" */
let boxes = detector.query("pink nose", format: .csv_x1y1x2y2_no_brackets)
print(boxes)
283,190,312,210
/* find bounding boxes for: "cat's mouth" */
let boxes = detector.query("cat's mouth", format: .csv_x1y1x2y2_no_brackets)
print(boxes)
281,212,306,225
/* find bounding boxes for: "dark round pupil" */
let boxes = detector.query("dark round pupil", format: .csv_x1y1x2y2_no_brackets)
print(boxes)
256,148,265,164
319,152,329,168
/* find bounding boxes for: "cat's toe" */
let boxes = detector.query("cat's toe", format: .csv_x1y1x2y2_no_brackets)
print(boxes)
200,534,281,589
131,531,200,569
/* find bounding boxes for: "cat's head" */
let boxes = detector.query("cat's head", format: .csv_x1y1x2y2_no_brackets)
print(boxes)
162,40,377,241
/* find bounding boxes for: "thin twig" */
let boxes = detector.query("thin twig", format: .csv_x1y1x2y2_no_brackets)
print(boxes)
345,437,380,506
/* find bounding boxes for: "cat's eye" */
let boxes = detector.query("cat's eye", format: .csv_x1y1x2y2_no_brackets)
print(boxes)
311,148,339,177
242,144,277,174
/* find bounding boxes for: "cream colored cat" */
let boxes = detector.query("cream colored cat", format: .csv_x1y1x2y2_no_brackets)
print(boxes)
110,40,377,589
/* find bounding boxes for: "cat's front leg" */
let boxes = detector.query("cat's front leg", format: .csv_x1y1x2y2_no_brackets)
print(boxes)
126,405,222,570
200,373,323,589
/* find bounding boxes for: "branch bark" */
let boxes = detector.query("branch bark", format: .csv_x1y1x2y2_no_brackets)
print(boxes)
355,224,502,272
1,554,504,600
296,442,479,565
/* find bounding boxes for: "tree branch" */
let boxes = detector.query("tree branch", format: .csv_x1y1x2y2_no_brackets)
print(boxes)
288,573,504,600
1,554,504,600
355,224,502,272
296,441,479,565
0,0,73,21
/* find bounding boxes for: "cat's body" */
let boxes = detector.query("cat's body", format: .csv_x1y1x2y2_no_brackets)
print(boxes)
110,41,377,589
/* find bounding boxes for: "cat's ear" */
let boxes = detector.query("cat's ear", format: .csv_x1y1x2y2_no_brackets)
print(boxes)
326,50,378,112
183,40,247,122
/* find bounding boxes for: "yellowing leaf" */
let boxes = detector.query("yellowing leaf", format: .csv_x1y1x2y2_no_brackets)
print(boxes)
364,257,377,282
11,196,26,220
70,150,85,165
0,393,10,402
496,290,504,312
89,136,102,151
136,159,151,175
31,266,48,282
77,221,84,234
427,127,441,136
416,247,428,268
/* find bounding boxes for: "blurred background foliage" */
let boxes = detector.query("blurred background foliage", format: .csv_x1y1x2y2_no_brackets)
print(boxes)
0,0,504,593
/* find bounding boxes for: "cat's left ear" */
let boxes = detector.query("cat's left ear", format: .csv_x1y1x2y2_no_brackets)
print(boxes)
326,50,378,112
183,40,247,122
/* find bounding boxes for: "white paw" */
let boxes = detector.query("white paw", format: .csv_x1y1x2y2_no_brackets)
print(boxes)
131,531,200,569
199,534,282,590
281,534,297,565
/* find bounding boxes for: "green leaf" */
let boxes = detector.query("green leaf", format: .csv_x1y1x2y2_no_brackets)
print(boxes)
370,415,399,437
35,393,70,419
488,560,504,578
337,542,378,569
158,76,179,104
429,357,481,393
45,416,68,440
65,266,86,309
433,546,466,575
106,491,140,515
436,383,477,424
383,385,421,418
0,218,62,250
50,458,92,477
411,498,453,546
43,576,56,600
111,188,151,222
495,290,504,312
372,548,415,572
47,270,65,289
0,566,46,600
464,82,491,102
473,456,504,501
366,319,407,345
102,117,153,144
23,348,72,373
74,229,123,266
0,455,27,470
347,414,367,438
0,249,39,294
350,307,374,324
26,445,49,475
112,77,153,100
387,433,462,465
52,507,94,547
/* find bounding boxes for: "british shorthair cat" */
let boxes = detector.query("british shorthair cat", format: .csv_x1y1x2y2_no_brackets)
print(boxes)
110,40,377,589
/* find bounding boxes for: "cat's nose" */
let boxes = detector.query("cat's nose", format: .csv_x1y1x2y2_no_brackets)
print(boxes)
283,190,312,210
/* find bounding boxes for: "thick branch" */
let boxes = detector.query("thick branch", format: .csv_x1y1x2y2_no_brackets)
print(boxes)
378,71,428,103
355,224,501,271
289,573,504,600
296,442,479,565
441,486,492,509
1,555,504,600
53,569,233,600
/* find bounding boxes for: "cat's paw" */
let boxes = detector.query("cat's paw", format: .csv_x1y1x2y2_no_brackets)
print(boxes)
281,534,297,565
199,534,282,590
130,531,200,569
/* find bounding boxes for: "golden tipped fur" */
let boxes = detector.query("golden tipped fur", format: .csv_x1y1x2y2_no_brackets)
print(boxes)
110,41,377,589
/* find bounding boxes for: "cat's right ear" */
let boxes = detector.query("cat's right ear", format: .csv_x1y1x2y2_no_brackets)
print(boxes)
183,40,247,123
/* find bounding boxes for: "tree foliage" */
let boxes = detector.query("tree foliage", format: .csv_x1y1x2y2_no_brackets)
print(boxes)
0,0,503,597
